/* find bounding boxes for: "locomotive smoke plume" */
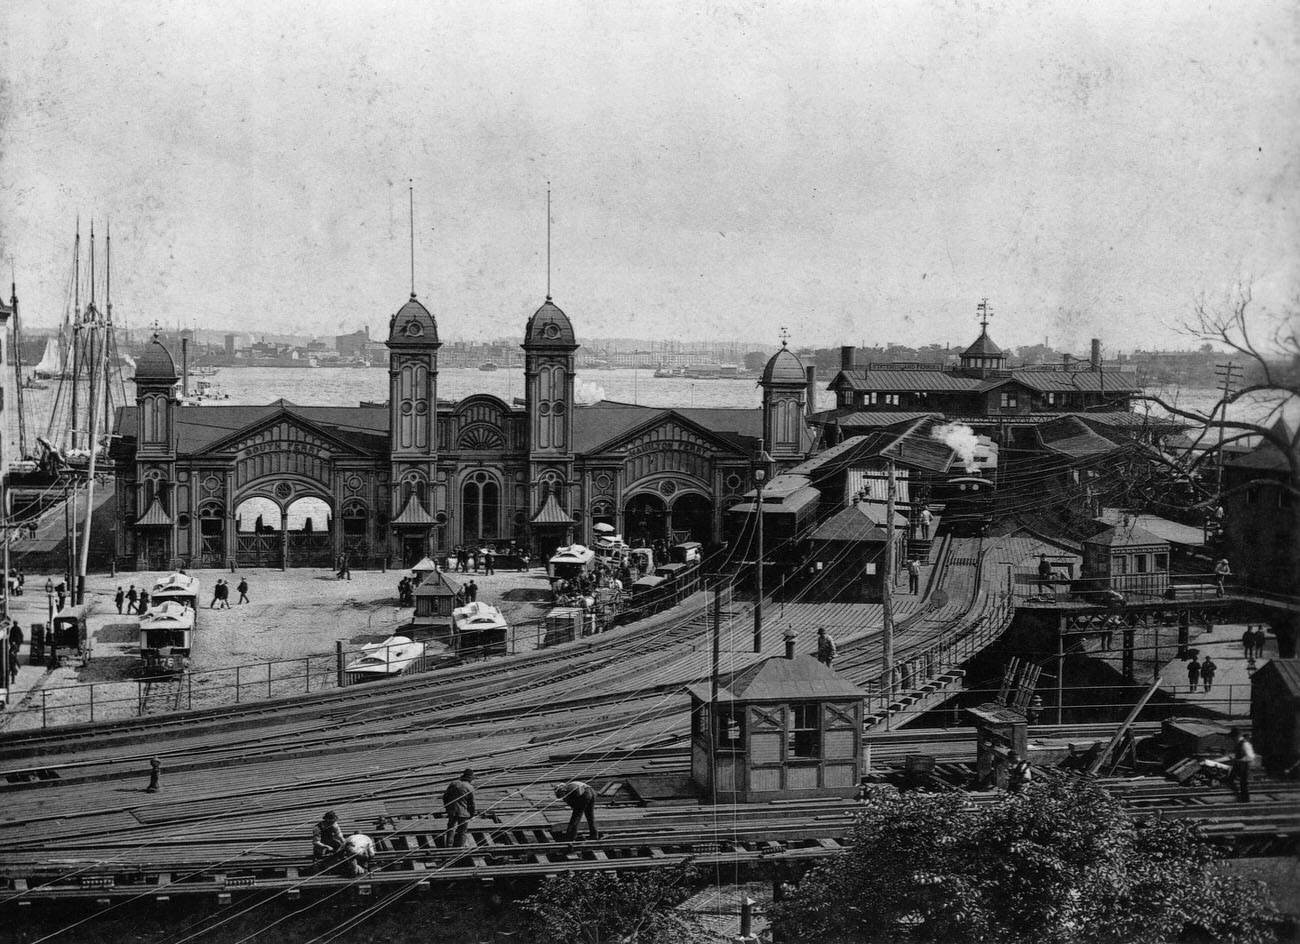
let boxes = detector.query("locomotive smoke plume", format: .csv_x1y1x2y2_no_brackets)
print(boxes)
931,422,981,472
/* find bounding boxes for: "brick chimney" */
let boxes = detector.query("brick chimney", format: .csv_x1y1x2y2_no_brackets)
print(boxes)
1090,339,1102,372
840,345,856,371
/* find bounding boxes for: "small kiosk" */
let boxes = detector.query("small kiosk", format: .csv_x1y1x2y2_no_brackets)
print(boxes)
688,639,866,802
1081,524,1170,598
408,571,464,640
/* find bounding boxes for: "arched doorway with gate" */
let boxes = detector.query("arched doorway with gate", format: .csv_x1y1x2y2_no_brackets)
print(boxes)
286,496,334,567
198,501,226,567
624,492,668,548
235,497,283,568
670,492,714,545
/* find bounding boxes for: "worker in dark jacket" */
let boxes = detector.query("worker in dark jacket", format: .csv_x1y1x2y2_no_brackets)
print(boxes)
554,781,600,842
442,769,477,848
312,811,346,863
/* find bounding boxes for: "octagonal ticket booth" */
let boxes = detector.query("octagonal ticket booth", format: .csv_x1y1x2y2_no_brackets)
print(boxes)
689,640,866,803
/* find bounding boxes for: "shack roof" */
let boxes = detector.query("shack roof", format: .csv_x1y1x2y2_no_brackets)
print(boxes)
689,654,865,703
1082,523,1169,548
810,503,905,543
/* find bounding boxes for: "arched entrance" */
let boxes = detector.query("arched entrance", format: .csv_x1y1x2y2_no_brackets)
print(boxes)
342,500,369,563
235,497,283,568
670,492,714,545
199,501,225,567
286,496,333,567
625,493,668,547
461,471,502,543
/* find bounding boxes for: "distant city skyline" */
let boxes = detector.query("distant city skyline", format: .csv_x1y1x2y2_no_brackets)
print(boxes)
2,2,1296,354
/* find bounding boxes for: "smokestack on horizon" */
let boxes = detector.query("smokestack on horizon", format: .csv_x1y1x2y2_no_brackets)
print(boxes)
1090,339,1102,372
840,345,855,371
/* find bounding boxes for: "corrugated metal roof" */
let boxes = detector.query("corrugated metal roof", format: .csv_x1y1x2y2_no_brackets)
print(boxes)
834,370,982,392
830,366,1141,394
807,410,939,429
847,468,913,506
136,499,173,527
729,485,820,517
1082,523,1169,547
810,503,904,542
530,494,574,524
690,654,866,703
392,495,435,526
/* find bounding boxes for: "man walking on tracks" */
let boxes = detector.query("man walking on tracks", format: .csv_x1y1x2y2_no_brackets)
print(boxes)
816,626,837,667
442,769,477,848
1228,728,1256,802
554,781,600,842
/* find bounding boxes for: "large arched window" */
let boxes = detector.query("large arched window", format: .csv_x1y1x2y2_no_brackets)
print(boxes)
462,471,500,541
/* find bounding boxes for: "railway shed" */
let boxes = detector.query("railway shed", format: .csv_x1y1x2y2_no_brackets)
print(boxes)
689,642,866,802
1252,659,1300,775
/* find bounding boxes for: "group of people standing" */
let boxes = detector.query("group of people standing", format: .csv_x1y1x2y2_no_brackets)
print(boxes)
114,585,150,615
1241,625,1268,661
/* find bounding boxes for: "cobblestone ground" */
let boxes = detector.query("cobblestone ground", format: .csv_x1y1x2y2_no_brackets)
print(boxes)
2,563,557,731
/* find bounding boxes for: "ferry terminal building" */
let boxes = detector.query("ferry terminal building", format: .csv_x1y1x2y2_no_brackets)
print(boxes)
112,293,816,570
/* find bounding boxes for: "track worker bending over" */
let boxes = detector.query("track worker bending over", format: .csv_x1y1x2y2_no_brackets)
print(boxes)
554,781,600,842
339,833,376,876
312,811,345,864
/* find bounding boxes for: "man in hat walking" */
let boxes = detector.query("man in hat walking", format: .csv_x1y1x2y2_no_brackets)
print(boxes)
442,769,477,848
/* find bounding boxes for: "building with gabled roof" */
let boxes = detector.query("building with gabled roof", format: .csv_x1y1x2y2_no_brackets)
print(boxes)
112,301,814,570
688,643,867,802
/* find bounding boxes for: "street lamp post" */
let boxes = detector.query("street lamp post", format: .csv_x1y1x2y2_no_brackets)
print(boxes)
752,441,773,654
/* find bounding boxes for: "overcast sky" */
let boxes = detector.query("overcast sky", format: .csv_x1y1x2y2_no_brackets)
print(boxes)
1,0,1296,354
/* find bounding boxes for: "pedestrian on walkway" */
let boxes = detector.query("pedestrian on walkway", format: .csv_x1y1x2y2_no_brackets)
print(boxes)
1201,656,1217,692
217,580,230,609
210,581,222,608
1252,627,1267,659
114,587,125,614
554,781,599,842
137,589,150,614
816,626,837,667
466,580,478,603
125,585,138,613
1214,558,1231,597
920,506,934,540
237,578,249,604
907,558,921,595
1186,655,1201,692
55,580,66,612
145,757,162,794
1228,728,1256,802
442,769,476,848
1242,626,1254,658
483,551,495,576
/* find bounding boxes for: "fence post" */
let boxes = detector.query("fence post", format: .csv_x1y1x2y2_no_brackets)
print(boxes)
188,672,193,710
89,683,94,723
335,641,344,688
235,666,241,703
268,662,272,699
138,679,144,716
42,690,47,729
305,657,311,693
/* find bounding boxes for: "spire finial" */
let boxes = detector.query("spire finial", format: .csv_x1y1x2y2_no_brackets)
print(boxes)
779,326,790,348
977,297,993,332
546,182,552,302
105,220,112,322
408,179,416,299
89,220,96,309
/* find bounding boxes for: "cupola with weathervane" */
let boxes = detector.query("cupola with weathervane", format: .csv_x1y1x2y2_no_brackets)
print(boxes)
958,298,1008,378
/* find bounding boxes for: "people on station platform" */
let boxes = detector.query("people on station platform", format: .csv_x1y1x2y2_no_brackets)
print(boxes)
920,506,934,540
554,781,600,842
312,810,346,863
442,769,477,848
1185,655,1201,692
907,557,921,595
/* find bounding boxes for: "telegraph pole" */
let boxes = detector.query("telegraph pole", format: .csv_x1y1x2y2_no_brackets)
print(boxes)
1213,361,1242,495
882,458,896,698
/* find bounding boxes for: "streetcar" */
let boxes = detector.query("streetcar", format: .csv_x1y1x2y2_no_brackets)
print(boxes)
139,601,196,674
149,571,200,610
935,475,996,536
